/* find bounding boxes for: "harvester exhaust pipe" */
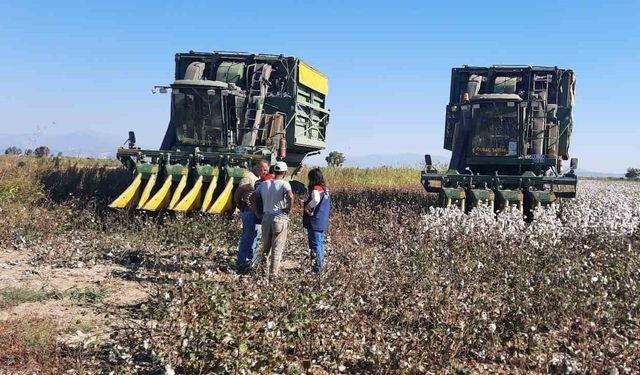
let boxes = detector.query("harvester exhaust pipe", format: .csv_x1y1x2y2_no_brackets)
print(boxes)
531,92,547,156
127,131,137,149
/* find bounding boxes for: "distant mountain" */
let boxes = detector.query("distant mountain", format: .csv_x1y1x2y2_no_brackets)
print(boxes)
337,153,625,177
344,153,449,169
574,168,624,178
0,133,628,178
0,131,126,158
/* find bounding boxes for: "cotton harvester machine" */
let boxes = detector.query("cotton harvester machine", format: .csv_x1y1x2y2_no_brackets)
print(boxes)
110,51,329,213
422,65,578,214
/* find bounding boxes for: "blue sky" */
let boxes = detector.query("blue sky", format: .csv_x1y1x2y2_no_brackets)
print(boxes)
0,0,638,172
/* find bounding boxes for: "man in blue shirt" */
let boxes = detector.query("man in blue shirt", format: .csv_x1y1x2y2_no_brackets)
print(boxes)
234,159,269,273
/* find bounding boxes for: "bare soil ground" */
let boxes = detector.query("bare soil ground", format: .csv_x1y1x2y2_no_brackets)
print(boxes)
0,248,147,347
0,245,302,352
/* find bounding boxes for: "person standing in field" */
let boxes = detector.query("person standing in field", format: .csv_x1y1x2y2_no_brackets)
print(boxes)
303,168,331,273
234,159,269,273
252,161,293,278
261,165,275,182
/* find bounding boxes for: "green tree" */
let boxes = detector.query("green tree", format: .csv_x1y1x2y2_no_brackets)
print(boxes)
24,149,33,156
4,146,22,155
625,167,640,179
325,151,346,167
34,146,50,158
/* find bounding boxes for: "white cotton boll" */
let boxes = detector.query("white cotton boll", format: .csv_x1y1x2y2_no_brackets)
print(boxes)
422,180,639,256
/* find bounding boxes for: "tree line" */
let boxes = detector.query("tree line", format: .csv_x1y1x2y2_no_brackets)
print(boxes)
4,145,639,180
325,151,345,167
4,146,53,158
626,168,640,179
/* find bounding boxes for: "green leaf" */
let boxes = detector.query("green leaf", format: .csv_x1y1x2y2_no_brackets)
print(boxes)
286,324,298,332
238,342,248,354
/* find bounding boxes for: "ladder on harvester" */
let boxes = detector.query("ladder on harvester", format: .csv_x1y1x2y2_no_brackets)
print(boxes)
533,73,549,100
528,74,550,156
241,64,272,146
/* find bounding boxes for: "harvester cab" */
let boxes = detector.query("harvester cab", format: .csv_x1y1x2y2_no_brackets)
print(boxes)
422,65,577,214
110,51,329,213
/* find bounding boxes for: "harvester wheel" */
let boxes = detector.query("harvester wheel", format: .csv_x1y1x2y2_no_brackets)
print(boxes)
289,180,307,196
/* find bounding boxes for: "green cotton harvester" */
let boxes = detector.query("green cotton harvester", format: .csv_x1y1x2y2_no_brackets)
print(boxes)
422,65,578,215
110,51,329,213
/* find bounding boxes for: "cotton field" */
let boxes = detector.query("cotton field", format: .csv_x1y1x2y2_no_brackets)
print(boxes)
1,158,639,373
424,179,640,247
106,180,639,374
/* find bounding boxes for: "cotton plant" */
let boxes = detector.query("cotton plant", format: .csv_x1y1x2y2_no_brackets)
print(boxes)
423,180,640,248
105,180,639,373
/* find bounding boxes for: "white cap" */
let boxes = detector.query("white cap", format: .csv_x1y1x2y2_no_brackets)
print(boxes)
273,161,288,172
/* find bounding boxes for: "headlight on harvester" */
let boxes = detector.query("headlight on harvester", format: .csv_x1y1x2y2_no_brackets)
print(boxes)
427,179,442,188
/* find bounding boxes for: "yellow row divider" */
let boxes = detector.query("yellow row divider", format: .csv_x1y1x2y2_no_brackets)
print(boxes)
169,174,189,209
173,175,203,212
208,178,234,214
200,172,219,212
142,176,172,211
137,173,158,209
109,173,142,209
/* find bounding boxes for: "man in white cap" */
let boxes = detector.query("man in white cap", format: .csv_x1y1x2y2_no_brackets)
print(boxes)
252,161,293,278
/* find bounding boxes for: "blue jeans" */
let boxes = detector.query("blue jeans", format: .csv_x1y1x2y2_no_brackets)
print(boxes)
307,230,325,273
237,210,261,272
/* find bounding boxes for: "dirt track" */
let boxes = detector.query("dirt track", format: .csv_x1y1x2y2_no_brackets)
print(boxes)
0,248,147,347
